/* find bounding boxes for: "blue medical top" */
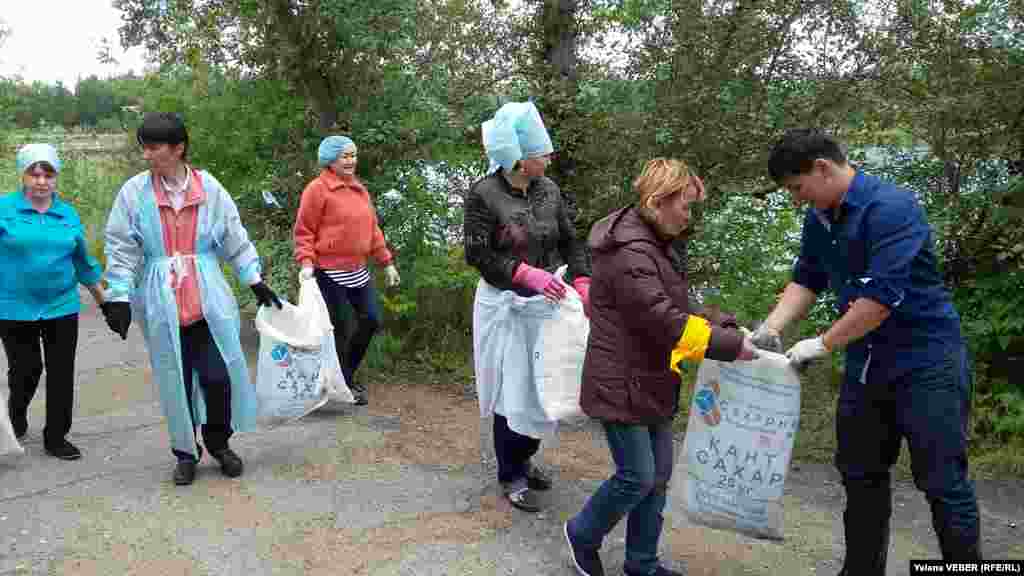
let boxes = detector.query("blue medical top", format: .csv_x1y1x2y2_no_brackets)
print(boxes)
0,191,101,321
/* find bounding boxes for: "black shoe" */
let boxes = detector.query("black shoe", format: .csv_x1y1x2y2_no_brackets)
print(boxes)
502,483,542,512
350,381,368,406
174,460,197,485
211,447,244,478
564,522,604,576
625,566,685,576
525,461,552,491
44,439,81,460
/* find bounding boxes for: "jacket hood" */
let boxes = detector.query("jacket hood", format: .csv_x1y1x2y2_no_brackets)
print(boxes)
588,205,666,253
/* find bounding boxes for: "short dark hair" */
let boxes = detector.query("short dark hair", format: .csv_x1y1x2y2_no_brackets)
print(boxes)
767,128,847,183
137,112,189,160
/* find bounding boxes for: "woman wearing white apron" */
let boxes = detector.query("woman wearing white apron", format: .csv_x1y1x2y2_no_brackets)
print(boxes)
463,101,591,512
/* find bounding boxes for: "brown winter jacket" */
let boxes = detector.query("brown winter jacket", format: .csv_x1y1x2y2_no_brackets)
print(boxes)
580,206,744,424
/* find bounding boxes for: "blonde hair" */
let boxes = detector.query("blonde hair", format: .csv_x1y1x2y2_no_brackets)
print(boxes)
634,158,692,209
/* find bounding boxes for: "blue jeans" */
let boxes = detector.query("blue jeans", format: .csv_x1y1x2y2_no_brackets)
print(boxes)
836,344,980,573
568,421,674,575
314,271,381,383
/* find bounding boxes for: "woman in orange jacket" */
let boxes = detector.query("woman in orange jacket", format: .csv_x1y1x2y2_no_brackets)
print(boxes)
293,135,400,405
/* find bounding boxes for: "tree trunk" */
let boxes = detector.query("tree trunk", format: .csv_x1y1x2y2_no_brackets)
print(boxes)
544,0,578,82
317,105,338,134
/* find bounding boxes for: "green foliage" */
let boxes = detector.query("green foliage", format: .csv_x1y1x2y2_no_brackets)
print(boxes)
0,75,144,131
971,374,1024,462
92,0,1024,467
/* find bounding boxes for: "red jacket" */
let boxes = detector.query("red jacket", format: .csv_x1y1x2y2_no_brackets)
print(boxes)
293,169,392,270
153,170,204,327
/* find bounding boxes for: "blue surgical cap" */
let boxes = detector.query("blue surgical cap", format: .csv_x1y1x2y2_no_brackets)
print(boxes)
318,136,356,168
481,101,554,175
16,143,61,174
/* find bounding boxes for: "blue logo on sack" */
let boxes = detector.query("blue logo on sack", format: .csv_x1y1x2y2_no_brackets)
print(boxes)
271,343,291,367
694,388,717,414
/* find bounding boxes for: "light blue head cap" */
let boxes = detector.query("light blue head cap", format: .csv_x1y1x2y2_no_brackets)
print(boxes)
317,136,356,168
16,143,61,174
481,101,554,175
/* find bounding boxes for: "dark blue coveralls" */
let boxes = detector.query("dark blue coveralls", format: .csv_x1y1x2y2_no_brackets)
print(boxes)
793,171,981,573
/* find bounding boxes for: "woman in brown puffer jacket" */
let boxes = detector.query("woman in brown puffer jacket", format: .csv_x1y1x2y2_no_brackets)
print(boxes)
563,158,757,576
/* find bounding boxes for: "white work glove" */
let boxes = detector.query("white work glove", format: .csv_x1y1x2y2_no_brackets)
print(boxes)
299,267,314,282
785,336,829,371
384,264,401,288
750,323,783,353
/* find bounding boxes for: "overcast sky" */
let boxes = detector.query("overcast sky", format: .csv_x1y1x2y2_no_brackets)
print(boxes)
0,0,149,89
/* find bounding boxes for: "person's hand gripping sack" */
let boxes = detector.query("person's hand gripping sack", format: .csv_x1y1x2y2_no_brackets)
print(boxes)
512,262,566,301
737,333,759,361
786,336,830,371
572,277,591,316
750,323,783,353
250,281,283,309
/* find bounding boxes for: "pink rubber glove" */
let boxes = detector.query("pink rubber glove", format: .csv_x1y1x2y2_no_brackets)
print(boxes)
512,263,566,300
572,277,591,317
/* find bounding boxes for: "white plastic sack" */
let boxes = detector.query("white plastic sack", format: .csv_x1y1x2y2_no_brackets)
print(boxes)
534,266,589,422
300,279,354,405
1,387,25,458
320,326,355,405
254,278,353,427
672,352,801,540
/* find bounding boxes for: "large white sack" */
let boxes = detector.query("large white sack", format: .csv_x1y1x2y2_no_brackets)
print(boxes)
253,278,353,426
672,352,801,540
534,266,589,422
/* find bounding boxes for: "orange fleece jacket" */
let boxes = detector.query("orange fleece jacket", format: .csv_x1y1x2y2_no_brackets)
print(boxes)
293,169,393,271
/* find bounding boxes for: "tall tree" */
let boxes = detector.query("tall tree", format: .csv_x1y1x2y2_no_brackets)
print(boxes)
113,0,417,133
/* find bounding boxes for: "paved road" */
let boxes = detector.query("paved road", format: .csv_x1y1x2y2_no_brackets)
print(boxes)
1,291,1021,575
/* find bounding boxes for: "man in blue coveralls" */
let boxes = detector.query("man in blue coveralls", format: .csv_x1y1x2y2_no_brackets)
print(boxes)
750,129,981,574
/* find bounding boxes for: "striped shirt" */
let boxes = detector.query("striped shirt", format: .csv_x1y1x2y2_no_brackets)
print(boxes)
323,267,370,288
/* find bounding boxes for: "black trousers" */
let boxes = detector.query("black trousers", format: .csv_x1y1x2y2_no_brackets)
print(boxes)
314,270,381,384
172,319,233,462
0,314,79,446
494,413,540,484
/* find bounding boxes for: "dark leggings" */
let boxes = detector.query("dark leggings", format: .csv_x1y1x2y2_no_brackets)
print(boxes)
0,314,79,446
494,413,541,484
314,270,381,383
172,319,233,462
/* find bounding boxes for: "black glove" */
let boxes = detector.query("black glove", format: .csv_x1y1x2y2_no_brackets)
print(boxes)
100,301,132,340
250,281,282,309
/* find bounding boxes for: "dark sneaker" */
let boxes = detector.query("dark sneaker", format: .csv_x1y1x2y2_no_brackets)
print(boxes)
502,482,542,512
174,460,197,485
525,461,552,491
211,447,244,478
44,439,81,460
564,522,604,576
350,381,368,406
624,566,685,576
